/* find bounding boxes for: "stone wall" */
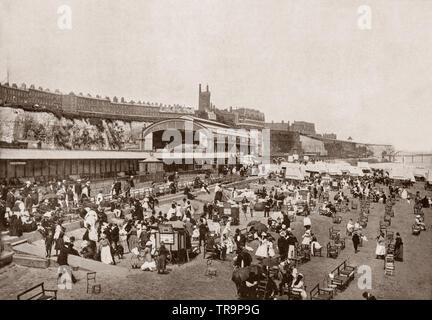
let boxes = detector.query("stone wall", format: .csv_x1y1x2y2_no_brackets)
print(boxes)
0,107,152,150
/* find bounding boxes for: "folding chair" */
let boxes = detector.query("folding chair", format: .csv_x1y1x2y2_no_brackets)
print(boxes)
86,272,101,294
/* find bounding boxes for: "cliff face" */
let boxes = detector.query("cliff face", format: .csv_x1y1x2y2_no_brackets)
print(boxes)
0,107,151,150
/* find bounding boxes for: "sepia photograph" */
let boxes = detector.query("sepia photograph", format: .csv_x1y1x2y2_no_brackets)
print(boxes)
0,0,431,306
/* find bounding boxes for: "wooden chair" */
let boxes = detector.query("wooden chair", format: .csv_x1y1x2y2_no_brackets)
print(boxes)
384,215,392,226
329,227,341,241
286,285,305,300
386,230,394,242
256,279,269,300
310,283,333,300
312,242,322,257
205,259,217,278
326,242,338,259
86,272,101,294
384,254,395,276
17,283,57,300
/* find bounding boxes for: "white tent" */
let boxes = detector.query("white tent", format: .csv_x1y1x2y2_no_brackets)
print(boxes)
358,161,372,173
304,163,319,173
427,170,432,183
413,167,429,179
348,166,364,177
327,163,342,176
389,167,414,181
315,162,329,174
284,166,305,180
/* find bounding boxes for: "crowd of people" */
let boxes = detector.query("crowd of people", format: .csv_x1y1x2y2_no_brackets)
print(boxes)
1,163,430,300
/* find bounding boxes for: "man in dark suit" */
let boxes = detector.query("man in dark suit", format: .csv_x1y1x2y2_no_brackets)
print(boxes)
57,240,77,283
6,189,15,211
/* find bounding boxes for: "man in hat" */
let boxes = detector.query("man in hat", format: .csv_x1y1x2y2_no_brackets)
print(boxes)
24,192,33,212
5,188,15,212
352,231,360,253
277,231,289,261
57,237,77,283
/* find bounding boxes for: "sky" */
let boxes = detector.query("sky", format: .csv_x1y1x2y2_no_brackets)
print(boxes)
1,0,431,152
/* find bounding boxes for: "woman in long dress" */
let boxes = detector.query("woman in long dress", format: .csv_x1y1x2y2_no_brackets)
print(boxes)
375,232,386,259
99,234,114,265
128,225,139,252
301,230,312,247
255,233,269,258
394,232,403,262
119,223,129,254
140,241,156,271
54,224,64,256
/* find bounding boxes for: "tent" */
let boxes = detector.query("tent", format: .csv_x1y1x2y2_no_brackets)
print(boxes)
284,166,305,180
348,166,364,177
413,167,429,179
389,167,411,181
304,163,319,173
427,170,432,183
315,162,329,174
357,161,371,171
327,164,342,176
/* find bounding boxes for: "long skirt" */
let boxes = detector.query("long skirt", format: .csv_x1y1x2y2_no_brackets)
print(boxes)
140,260,156,271
120,236,129,254
128,235,139,251
255,244,268,258
394,245,403,261
100,245,114,264
375,244,386,256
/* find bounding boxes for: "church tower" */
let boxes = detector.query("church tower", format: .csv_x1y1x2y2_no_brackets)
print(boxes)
198,83,211,112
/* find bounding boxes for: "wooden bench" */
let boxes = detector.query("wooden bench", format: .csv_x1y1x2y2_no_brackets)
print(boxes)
329,260,356,291
310,283,333,300
17,283,57,300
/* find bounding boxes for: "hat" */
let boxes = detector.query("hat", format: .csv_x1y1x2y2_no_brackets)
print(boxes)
145,241,152,247
43,211,52,218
